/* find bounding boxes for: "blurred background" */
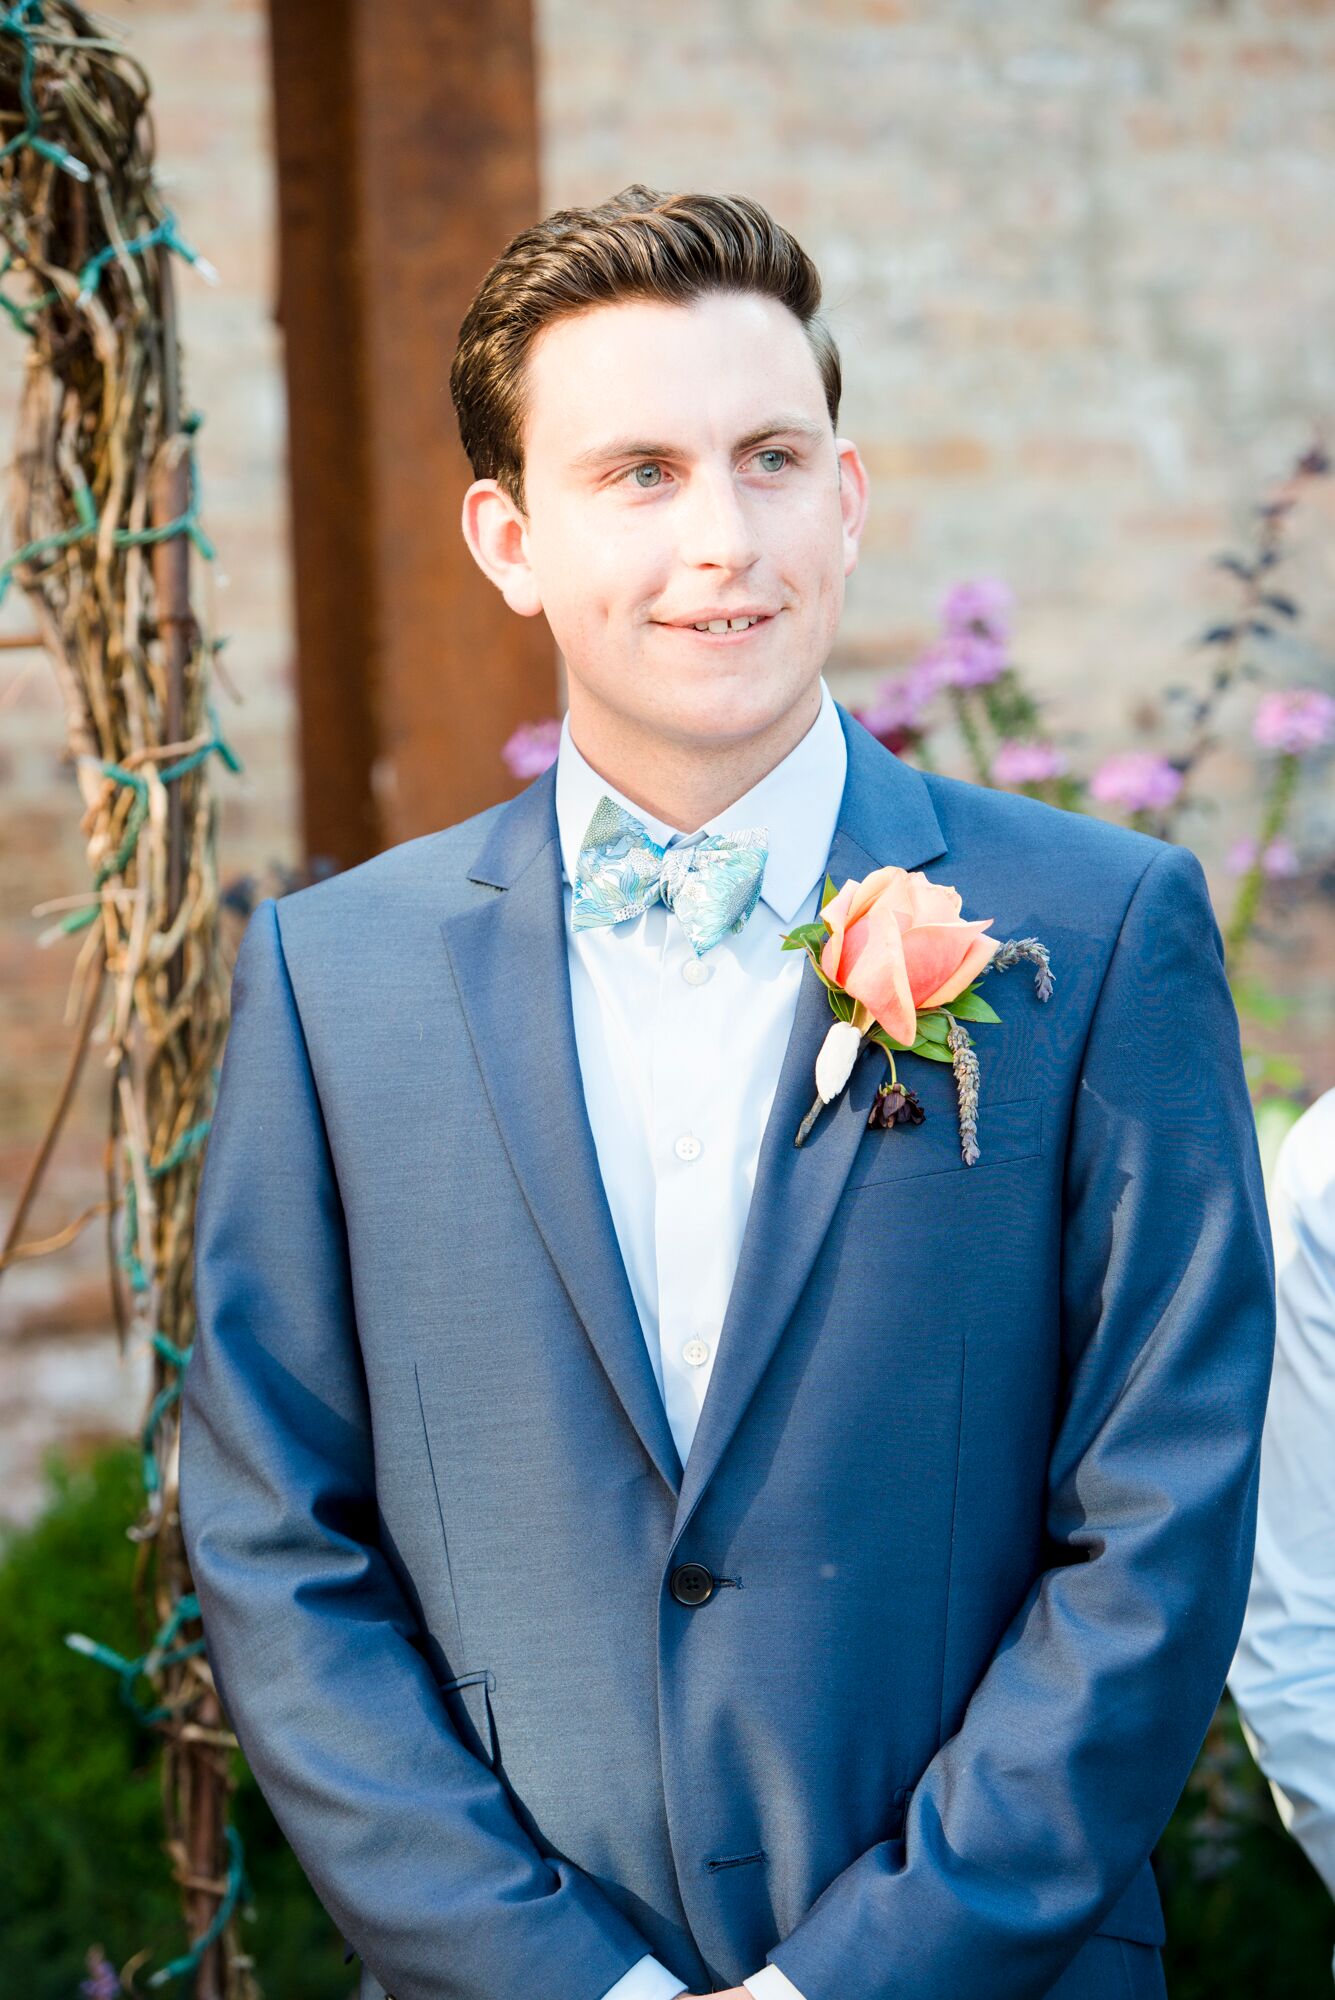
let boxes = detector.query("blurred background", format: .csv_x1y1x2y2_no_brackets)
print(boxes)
2,1,1333,1994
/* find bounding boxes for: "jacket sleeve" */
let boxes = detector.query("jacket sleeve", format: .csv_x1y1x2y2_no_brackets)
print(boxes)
179,897,658,2000
761,840,1277,2000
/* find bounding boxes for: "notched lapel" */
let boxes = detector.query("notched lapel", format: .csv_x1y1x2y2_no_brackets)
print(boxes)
670,708,950,1540
438,768,686,1501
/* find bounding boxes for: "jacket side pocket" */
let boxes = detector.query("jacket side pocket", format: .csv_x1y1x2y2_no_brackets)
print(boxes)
436,1666,499,1771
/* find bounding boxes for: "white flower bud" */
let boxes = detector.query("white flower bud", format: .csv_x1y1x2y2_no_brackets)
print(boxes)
814,1019,864,1103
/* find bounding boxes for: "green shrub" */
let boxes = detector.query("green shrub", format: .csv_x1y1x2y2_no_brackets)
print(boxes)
1158,1692,1335,1996
0,1442,350,2000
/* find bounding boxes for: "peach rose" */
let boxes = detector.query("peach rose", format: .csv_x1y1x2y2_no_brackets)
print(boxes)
819,865,1000,1046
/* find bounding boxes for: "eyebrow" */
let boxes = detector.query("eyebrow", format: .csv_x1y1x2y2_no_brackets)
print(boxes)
568,413,827,472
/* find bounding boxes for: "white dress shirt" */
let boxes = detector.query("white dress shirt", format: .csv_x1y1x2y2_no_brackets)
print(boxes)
554,679,847,2000
1228,1086,1335,1976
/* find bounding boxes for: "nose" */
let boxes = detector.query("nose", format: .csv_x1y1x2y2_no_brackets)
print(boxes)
677,465,762,573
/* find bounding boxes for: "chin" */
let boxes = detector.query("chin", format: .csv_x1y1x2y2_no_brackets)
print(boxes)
667,702,807,756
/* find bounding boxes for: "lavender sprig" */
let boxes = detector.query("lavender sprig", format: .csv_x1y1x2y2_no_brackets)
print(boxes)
943,1012,981,1165
987,936,1054,1002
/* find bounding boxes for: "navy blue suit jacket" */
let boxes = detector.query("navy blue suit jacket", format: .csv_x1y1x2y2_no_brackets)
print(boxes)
180,702,1275,2000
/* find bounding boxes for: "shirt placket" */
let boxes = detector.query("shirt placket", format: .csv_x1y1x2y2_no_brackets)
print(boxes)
651,843,730,1466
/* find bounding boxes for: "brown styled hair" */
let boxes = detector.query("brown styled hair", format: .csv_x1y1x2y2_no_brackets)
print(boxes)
449,184,841,516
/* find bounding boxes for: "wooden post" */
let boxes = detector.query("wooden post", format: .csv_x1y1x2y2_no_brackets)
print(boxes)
268,0,553,873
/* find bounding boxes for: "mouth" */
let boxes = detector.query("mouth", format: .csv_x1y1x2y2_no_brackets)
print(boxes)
655,612,778,642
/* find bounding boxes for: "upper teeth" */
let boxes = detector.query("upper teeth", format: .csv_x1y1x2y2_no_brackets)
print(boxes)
692,615,762,632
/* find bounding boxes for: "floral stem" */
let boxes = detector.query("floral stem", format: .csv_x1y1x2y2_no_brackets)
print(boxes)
794,1095,825,1146
794,1026,877,1147
1225,751,1298,972
950,687,993,784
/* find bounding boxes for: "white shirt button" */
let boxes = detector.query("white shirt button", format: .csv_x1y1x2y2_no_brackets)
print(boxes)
674,1133,703,1162
682,1337,711,1367
681,957,711,985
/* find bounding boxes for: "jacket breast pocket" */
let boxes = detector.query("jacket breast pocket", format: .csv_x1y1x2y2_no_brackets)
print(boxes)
845,1092,1044,1192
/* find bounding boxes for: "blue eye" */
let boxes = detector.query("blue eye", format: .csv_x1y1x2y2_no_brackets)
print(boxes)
617,448,790,488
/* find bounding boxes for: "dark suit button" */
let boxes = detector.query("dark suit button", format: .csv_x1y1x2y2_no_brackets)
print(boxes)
670,1562,715,1607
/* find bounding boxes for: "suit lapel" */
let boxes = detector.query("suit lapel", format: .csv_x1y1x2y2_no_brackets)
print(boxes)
439,773,687,1499
669,709,947,1539
438,701,948,1524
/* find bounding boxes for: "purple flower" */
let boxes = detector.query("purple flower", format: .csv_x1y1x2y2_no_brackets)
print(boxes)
915,631,1008,692
1227,835,1300,878
992,738,1068,785
939,576,1015,646
1089,751,1185,814
1262,836,1301,877
857,674,927,738
1252,687,1335,756
80,1957,121,1999
904,649,953,704
501,717,561,779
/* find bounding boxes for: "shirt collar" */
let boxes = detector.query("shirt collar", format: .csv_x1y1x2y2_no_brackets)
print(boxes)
554,676,847,925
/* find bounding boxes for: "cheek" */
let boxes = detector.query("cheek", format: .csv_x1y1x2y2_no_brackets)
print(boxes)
776,502,847,608
540,514,659,625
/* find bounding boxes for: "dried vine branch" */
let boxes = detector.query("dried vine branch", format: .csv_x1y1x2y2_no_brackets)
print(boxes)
0,6,252,1995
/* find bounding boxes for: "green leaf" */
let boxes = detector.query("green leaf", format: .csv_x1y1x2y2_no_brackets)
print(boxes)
947,988,1001,1025
821,872,839,909
781,920,829,953
914,1011,951,1044
909,1040,955,1064
801,950,845,997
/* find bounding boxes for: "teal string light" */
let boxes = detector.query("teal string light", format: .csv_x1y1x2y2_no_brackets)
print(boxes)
0,439,218,605
147,1824,254,1988
66,1612,256,1983
75,205,217,307
0,248,61,332
152,1332,193,1370
116,1116,212,1312
65,1592,207,1727
151,1119,212,1178
0,467,98,605
92,760,149,888
117,1169,148,1296
0,0,92,183
140,1377,182,1495
54,716,242,933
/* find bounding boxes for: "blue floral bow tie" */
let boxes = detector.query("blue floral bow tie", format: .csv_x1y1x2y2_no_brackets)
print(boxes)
571,793,769,957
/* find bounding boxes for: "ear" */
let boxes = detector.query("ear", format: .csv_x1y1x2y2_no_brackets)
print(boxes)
460,479,544,617
833,437,870,577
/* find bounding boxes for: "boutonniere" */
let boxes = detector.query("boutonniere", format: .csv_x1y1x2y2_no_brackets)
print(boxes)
780,866,1054,1162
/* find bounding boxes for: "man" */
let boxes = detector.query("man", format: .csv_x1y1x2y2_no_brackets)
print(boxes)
1228,1086,1335,1972
180,186,1275,2000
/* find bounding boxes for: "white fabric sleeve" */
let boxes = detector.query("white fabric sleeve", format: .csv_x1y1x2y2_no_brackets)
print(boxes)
599,1954,690,2000
744,1963,810,2000
1228,1087,1335,1902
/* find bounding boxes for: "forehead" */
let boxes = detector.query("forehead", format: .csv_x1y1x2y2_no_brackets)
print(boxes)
521,292,829,463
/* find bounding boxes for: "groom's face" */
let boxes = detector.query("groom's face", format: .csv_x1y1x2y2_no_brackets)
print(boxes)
506,290,868,749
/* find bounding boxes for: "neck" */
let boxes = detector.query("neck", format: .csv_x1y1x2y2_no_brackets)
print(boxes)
565,682,824,831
